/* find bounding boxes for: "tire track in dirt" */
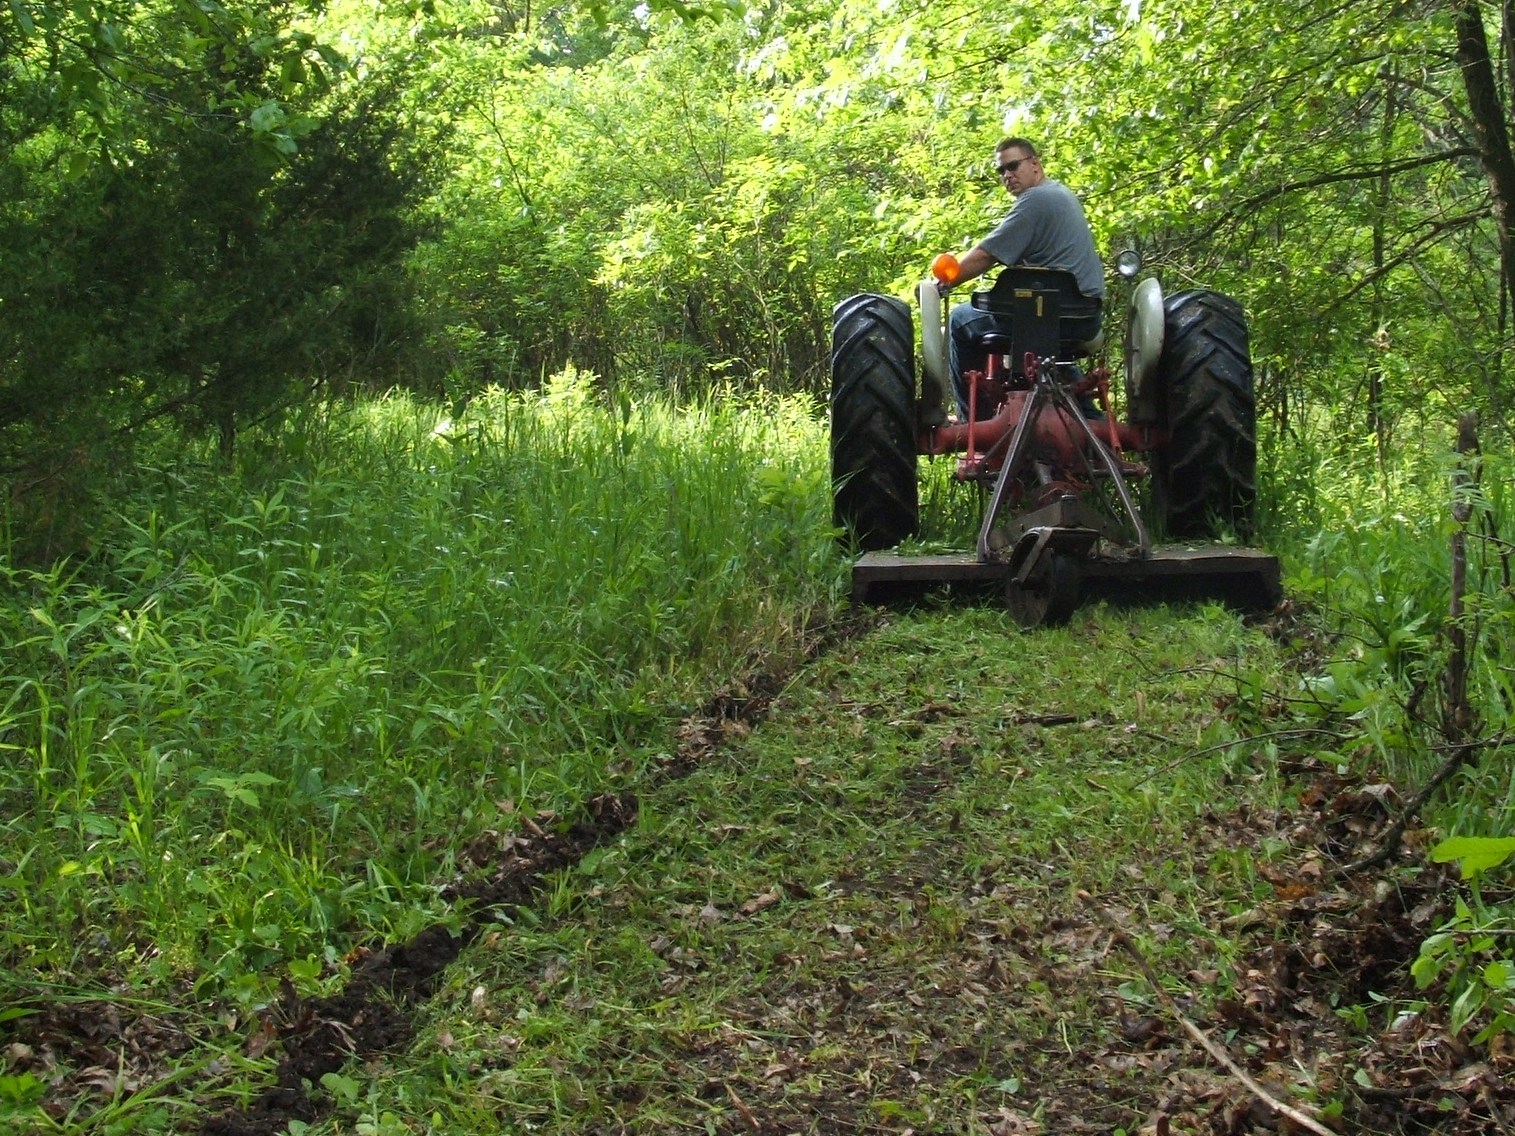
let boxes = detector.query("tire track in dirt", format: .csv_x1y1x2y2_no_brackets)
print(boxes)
200,793,637,1136
199,612,877,1135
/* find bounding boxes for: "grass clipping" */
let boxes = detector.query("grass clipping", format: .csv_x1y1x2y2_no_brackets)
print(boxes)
378,603,1322,1135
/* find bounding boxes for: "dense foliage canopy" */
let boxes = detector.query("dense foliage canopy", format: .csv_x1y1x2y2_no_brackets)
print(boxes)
3,0,1514,550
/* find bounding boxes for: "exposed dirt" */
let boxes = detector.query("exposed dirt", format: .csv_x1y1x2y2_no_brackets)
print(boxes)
1149,766,1508,1136
597,753,1507,1136
619,762,1504,1136
9,607,1515,1134
187,650,813,1136
195,791,638,1136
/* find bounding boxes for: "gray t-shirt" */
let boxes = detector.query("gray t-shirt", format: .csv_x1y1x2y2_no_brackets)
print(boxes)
980,179,1104,299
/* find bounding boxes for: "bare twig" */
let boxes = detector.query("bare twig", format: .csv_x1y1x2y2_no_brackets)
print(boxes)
1335,734,1503,876
1125,726,1351,790
1012,712,1079,726
1338,415,1496,876
724,1083,760,1131
1446,412,1481,742
1480,1078,1515,1136
1092,905,1337,1136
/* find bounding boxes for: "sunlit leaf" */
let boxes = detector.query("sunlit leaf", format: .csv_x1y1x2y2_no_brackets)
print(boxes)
1431,836,1515,879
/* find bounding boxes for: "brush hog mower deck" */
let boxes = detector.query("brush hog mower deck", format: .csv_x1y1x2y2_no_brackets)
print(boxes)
831,252,1281,628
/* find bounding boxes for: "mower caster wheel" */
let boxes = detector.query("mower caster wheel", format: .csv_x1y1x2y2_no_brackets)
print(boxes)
1006,553,1081,630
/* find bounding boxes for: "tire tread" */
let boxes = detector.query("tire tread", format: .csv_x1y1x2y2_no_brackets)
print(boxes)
831,294,919,549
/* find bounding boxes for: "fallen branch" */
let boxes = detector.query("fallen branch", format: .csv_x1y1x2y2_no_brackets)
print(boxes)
1012,712,1080,726
1335,734,1501,876
1089,900,1337,1136
1125,726,1350,790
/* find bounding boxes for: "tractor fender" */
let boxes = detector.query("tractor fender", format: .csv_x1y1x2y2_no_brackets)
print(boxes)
918,280,951,420
1124,276,1165,423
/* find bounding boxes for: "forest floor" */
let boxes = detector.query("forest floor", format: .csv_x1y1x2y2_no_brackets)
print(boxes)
16,599,1515,1134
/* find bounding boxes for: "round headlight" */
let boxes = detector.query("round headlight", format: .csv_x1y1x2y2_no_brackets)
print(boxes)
1115,249,1143,278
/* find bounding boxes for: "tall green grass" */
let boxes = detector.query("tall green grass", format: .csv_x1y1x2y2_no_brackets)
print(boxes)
1264,422,1515,816
1259,421,1515,1049
0,375,842,1004
12,381,1515,1101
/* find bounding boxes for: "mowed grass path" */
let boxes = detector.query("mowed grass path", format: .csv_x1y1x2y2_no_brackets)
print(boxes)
343,602,1300,1136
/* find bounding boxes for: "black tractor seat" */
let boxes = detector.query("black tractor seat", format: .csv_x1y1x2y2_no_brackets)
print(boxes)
971,266,1103,361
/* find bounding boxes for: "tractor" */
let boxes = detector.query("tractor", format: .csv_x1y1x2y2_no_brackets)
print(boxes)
830,253,1281,628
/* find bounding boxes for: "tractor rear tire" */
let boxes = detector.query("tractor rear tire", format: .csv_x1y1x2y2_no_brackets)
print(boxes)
1150,290,1256,539
831,293,919,550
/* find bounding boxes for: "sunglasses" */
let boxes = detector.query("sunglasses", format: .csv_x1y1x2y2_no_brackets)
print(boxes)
996,157,1034,176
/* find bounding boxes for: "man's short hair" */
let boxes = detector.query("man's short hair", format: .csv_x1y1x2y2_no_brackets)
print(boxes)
996,137,1039,158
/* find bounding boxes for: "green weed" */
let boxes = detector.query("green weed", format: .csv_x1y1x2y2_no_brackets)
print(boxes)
10,383,1515,1130
0,380,841,1129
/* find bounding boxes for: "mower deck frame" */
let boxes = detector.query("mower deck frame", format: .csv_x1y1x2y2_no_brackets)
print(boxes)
852,544,1282,613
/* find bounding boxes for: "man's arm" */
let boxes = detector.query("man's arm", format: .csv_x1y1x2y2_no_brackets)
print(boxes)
954,244,997,286
935,243,997,295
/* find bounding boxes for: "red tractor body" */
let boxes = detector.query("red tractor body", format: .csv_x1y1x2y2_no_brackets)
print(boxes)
830,259,1281,626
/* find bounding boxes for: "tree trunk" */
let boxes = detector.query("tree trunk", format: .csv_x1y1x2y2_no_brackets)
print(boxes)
1504,0,1515,97
1369,65,1397,465
1456,2,1515,347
